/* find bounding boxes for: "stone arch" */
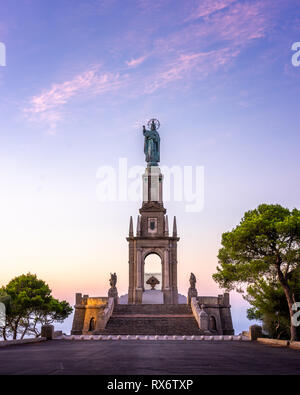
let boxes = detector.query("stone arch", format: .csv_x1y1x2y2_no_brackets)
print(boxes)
142,248,164,262
89,317,96,332
209,315,217,332
142,249,164,288
144,252,162,291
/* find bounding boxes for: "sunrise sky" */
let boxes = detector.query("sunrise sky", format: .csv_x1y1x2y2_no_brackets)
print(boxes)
1,0,300,333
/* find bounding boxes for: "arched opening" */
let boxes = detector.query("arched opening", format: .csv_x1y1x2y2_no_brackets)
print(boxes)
89,317,96,332
144,253,162,290
209,316,217,331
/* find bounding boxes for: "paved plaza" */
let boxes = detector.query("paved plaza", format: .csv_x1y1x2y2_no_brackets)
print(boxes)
0,340,300,375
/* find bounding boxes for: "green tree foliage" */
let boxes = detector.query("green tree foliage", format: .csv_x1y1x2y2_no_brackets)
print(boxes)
0,289,11,339
246,266,300,339
0,273,72,340
213,204,300,341
0,289,11,312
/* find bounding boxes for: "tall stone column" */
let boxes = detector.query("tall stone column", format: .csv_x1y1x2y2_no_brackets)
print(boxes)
163,248,173,304
164,248,170,289
137,248,142,288
135,248,143,303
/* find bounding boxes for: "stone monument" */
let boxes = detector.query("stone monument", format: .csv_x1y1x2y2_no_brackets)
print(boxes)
108,272,118,305
188,272,198,304
71,118,235,336
127,119,179,304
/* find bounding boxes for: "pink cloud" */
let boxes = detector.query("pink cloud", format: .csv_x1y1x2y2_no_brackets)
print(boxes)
126,55,147,68
146,48,240,93
23,0,282,131
186,0,237,20
143,0,276,93
24,65,126,133
155,0,273,55
207,1,271,43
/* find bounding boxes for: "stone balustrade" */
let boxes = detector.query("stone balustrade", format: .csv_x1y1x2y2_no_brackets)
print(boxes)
96,297,115,331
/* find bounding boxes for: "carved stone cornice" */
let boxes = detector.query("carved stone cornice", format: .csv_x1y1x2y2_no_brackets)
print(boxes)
139,202,166,213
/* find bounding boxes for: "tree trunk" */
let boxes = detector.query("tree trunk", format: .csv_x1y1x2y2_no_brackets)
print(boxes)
277,264,298,341
13,317,20,340
2,327,6,341
21,326,28,340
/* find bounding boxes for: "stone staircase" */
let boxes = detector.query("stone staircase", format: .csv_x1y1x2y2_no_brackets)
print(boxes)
101,304,201,335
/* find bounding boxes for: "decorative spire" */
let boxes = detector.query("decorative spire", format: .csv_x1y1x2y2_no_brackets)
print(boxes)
164,215,169,236
129,216,133,237
173,216,177,237
136,215,141,236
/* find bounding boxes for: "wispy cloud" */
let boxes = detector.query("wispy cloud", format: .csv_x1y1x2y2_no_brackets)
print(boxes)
144,0,276,92
155,0,273,54
126,55,147,68
186,0,237,20
208,1,271,43
146,48,240,93
23,0,281,132
24,65,126,134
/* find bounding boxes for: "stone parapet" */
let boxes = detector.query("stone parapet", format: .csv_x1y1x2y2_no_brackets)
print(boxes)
71,293,111,335
195,294,234,335
257,338,289,347
95,297,114,332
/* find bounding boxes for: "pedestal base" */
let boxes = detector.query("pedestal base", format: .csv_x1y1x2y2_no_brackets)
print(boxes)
142,290,164,304
108,287,119,305
188,287,198,304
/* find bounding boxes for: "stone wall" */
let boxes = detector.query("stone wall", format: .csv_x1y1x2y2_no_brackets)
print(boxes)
196,293,234,335
71,293,110,335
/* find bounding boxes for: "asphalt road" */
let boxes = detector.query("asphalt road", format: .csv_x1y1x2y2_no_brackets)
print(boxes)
0,340,300,375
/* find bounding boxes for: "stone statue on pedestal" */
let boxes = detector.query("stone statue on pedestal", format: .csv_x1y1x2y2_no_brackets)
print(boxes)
189,273,196,288
188,272,198,304
143,119,160,166
109,272,117,288
108,272,118,304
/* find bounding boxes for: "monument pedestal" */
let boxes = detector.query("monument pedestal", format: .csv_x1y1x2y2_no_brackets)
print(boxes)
127,160,179,305
108,287,119,305
134,288,143,304
142,290,164,304
188,287,198,304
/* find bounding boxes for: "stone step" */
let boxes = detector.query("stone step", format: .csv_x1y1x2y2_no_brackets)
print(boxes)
100,304,200,335
112,314,194,318
102,316,200,335
113,304,192,315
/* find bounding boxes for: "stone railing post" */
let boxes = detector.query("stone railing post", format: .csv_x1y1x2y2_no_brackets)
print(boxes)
249,325,262,341
41,325,54,340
